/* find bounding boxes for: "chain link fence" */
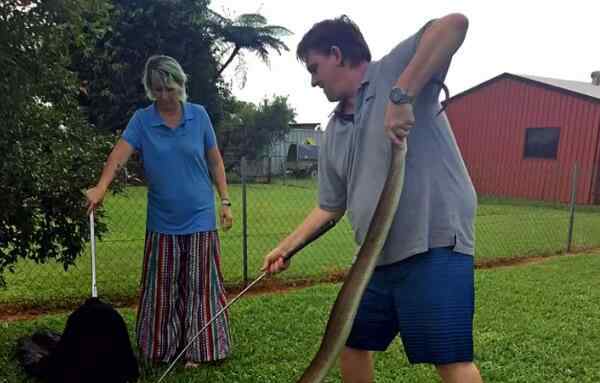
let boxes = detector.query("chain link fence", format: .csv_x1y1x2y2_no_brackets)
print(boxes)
2,158,600,312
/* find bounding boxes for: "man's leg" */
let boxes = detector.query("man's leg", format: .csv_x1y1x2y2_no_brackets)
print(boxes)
436,362,483,383
393,249,480,381
343,262,400,383
340,346,373,383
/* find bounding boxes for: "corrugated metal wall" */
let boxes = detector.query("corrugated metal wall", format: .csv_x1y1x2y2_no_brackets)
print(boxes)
446,77,600,204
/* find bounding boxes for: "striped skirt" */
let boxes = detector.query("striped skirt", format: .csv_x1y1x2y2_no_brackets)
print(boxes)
136,230,231,364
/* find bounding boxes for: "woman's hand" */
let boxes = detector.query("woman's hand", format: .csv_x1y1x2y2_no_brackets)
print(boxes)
220,205,233,231
86,186,107,214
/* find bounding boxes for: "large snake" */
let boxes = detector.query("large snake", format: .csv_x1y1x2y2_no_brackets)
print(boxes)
296,143,406,382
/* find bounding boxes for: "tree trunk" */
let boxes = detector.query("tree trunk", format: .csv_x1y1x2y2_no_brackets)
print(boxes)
217,46,241,76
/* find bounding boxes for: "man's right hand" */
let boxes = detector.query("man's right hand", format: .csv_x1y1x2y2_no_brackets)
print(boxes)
261,246,291,274
86,186,106,214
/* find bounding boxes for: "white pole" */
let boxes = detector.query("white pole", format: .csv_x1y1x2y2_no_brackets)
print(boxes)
89,211,97,298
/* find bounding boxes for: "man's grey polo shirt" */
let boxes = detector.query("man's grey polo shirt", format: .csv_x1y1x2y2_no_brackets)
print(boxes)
318,23,477,266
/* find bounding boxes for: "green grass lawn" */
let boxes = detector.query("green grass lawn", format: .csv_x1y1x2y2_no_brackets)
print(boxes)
2,183,600,311
1,254,599,382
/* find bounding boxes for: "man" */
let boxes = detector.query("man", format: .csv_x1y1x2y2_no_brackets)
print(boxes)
262,14,482,383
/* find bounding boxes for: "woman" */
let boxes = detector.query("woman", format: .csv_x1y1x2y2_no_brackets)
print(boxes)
86,55,233,367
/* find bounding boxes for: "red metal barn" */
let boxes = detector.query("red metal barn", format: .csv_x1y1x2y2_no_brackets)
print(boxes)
445,72,600,204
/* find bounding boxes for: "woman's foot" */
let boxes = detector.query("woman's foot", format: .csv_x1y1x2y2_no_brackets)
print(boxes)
184,361,200,369
184,358,227,368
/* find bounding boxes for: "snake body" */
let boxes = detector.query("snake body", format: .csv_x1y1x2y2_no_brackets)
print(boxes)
297,144,406,382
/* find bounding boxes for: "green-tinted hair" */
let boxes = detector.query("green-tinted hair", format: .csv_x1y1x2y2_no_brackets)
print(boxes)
142,55,188,102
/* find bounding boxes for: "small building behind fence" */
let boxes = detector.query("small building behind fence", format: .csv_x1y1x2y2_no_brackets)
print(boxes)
270,122,323,177
238,122,323,181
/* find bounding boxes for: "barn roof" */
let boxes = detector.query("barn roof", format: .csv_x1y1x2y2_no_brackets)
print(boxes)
446,73,600,105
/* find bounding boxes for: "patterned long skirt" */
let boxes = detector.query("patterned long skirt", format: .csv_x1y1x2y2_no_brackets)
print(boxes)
136,230,231,364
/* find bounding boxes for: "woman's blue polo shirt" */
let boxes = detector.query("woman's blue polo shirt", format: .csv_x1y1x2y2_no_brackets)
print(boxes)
122,102,217,234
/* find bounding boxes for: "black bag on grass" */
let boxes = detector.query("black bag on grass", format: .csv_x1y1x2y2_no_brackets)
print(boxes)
46,297,139,383
16,299,139,383
16,329,61,378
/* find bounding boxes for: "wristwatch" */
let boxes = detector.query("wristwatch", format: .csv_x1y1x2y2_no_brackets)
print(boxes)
389,87,415,105
221,199,232,207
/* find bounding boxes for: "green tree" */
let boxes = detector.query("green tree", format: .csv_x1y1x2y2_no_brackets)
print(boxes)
219,95,296,170
0,0,116,287
213,12,292,77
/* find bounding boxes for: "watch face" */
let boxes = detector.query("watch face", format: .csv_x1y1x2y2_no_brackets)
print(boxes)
390,88,407,104
390,87,414,105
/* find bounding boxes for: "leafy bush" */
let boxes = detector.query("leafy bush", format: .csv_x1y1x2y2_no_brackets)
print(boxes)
0,0,115,287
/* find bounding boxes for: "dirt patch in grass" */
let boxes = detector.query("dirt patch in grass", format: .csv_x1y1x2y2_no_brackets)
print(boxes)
2,251,599,322
476,248,599,269
476,254,558,269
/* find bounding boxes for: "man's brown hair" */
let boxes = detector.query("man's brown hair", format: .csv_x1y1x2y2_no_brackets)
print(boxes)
297,15,371,67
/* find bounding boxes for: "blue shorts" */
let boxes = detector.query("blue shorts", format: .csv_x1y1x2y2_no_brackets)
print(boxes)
346,247,475,365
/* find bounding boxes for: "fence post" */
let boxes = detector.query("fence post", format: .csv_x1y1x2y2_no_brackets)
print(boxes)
566,162,579,253
283,155,287,185
241,156,248,285
267,155,272,184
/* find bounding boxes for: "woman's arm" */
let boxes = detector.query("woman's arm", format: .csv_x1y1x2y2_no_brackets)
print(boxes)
86,138,135,213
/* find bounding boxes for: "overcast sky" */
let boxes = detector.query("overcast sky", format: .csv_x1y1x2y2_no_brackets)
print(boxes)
212,0,600,126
